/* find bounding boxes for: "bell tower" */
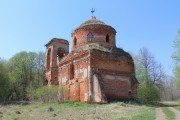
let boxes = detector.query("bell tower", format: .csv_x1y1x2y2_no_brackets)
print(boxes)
44,38,69,85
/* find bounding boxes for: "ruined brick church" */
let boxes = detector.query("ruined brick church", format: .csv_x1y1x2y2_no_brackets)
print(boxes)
44,16,138,103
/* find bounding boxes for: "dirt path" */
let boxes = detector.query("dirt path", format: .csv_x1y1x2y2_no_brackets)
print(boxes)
168,107,180,120
156,107,167,120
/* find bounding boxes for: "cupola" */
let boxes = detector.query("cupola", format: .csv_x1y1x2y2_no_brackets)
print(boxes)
72,17,116,50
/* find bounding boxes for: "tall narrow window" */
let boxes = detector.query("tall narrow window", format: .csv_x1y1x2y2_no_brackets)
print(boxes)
70,63,74,80
74,37,77,46
106,34,109,43
87,32,93,42
47,48,51,70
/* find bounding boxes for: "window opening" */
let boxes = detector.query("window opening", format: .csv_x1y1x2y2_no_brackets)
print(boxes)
87,32,93,42
47,48,51,70
74,37,77,46
70,63,74,80
106,34,109,42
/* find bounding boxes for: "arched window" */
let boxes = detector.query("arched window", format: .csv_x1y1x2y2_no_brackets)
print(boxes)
74,37,77,46
47,48,51,70
57,48,65,62
87,32,93,42
106,34,109,43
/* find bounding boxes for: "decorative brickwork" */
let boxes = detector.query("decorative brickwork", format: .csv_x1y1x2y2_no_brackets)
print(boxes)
44,17,138,103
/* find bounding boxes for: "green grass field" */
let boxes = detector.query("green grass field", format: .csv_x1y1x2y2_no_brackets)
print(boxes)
0,101,156,120
0,101,180,120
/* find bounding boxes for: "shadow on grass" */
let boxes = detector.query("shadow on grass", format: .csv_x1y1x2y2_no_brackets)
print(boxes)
0,101,30,106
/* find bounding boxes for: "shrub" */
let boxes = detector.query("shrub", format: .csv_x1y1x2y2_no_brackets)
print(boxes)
33,85,58,102
47,107,54,112
137,84,160,104
33,85,69,103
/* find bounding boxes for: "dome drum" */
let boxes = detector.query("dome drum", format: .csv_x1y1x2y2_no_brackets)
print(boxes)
72,17,116,50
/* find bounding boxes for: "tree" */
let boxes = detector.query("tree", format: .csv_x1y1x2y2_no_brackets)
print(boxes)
34,52,45,87
133,47,165,103
7,51,45,100
171,30,180,99
135,47,165,86
172,30,180,88
0,58,10,102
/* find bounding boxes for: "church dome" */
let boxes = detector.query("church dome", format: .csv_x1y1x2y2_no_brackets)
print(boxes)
80,17,106,27
72,17,117,50
74,17,116,33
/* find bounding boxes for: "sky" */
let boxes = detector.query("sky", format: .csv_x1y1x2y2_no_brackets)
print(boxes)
0,0,180,76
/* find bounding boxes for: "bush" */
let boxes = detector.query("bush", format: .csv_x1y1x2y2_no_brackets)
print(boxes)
33,85,69,103
137,84,160,104
33,85,59,102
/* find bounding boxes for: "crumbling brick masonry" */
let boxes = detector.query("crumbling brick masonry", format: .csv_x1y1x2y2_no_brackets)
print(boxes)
44,17,138,103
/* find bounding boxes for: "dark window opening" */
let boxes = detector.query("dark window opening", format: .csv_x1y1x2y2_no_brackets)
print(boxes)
57,48,65,62
47,48,51,70
70,63,74,80
74,37,77,46
106,34,109,43
129,91,132,96
87,32,93,42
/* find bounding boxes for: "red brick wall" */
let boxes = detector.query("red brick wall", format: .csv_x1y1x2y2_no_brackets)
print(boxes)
103,79,129,100
44,39,69,85
58,52,91,102
72,28,116,50
90,49,135,100
90,50,134,73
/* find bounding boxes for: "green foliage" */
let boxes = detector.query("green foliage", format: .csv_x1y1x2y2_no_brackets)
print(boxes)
173,67,180,89
33,85,59,103
162,107,175,120
0,59,10,101
133,48,161,104
7,51,45,100
0,51,45,101
137,84,160,104
32,85,69,103
172,30,180,89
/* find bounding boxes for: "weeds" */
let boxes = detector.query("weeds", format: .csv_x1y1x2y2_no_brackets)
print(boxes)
15,111,21,114
47,107,54,112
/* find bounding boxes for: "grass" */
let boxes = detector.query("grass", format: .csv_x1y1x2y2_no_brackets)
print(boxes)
175,106,180,110
119,106,155,120
0,101,156,120
161,101,180,106
162,107,175,120
161,100,180,111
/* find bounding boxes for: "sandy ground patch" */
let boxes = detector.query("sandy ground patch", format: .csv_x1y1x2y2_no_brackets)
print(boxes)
156,107,167,120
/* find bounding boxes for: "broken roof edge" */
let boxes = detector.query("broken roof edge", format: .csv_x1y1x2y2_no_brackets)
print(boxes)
73,43,132,59
45,38,69,47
